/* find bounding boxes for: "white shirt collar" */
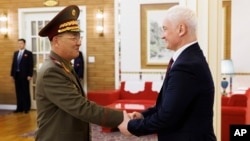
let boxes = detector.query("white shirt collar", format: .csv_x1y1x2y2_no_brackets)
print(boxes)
19,49,24,53
172,41,197,61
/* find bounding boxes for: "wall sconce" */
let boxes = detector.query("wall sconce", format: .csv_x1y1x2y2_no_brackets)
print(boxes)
44,0,58,7
221,59,234,96
0,13,8,38
96,9,104,36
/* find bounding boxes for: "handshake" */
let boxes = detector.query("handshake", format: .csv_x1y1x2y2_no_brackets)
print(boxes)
118,110,143,136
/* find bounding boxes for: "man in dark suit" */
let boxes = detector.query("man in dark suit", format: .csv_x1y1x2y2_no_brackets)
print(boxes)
118,5,217,141
73,51,84,80
10,38,34,114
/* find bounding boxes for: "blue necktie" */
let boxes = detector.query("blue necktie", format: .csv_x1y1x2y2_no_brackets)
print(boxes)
17,51,23,71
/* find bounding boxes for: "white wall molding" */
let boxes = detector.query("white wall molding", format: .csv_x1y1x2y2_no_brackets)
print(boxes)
0,104,16,110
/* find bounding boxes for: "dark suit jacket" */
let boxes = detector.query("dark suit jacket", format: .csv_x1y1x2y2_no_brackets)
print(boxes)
128,43,217,141
73,51,84,79
35,51,123,141
10,49,33,79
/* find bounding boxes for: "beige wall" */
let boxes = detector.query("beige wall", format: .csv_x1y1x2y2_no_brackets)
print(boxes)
0,0,116,104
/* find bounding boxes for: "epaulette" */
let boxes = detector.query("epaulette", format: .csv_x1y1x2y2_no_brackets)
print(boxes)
50,56,70,73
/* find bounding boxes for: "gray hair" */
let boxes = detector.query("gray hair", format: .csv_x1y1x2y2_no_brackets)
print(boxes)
165,5,197,35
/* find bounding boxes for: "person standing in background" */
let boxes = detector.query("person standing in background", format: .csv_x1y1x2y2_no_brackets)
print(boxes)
73,51,84,80
118,5,217,141
10,38,34,114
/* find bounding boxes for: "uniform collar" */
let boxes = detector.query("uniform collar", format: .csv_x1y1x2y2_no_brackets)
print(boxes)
50,51,73,73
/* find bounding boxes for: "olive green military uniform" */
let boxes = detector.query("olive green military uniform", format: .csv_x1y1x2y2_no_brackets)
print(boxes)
35,51,123,141
35,5,123,141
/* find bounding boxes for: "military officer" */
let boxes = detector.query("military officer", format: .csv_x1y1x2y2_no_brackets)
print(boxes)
35,5,127,141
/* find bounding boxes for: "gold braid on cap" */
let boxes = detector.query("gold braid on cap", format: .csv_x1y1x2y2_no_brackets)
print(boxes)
58,20,79,33
58,26,80,33
59,20,78,29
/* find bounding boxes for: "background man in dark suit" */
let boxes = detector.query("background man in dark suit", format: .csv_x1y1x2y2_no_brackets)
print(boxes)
118,5,217,141
73,51,84,80
10,38,34,114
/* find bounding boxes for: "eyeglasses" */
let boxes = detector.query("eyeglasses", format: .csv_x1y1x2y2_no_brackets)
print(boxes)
65,36,83,42
57,34,83,42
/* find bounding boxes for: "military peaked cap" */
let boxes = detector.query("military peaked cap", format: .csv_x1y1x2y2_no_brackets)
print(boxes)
39,5,81,40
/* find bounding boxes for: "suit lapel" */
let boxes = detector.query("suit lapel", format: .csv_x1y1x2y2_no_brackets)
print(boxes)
155,43,200,107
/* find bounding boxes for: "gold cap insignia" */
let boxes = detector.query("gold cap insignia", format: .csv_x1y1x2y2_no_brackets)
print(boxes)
72,9,76,17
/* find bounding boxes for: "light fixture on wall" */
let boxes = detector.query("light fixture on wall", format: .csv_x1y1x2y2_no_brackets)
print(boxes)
44,0,58,7
96,9,104,36
221,59,234,96
0,12,8,38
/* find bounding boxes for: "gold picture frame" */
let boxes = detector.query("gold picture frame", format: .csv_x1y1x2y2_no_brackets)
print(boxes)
141,3,177,69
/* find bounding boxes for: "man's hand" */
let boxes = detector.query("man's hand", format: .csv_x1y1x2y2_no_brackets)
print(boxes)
118,110,132,136
27,76,32,80
128,111,143,119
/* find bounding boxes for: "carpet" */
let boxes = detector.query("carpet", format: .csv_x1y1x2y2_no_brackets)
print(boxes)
21,124,157,141
20,130,36,138
90,124,157,141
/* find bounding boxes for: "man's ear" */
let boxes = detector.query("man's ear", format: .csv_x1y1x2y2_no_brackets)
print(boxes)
51,36,60,48
178,24,187,37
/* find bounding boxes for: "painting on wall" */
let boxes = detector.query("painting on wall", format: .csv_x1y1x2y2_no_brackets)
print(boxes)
141,3,177,69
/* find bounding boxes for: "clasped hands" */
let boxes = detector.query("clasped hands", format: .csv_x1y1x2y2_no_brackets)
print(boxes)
118,110,143,136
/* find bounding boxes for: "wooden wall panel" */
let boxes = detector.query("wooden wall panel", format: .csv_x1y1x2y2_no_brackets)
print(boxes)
0,0,115,104
222,1,231,59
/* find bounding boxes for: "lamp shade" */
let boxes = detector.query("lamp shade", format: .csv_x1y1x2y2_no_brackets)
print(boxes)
221,59,234,74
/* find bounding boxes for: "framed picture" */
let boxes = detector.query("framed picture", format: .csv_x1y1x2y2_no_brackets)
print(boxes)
141,3,177,69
